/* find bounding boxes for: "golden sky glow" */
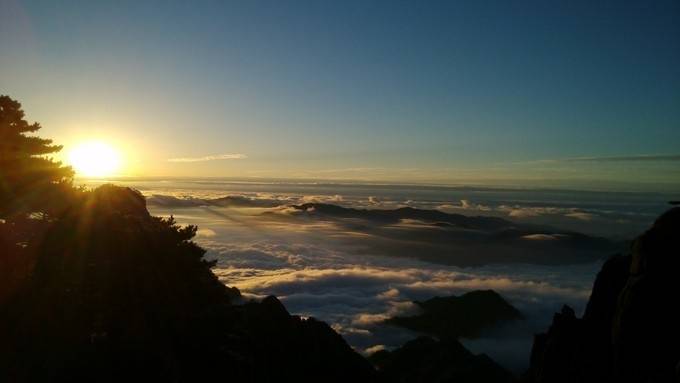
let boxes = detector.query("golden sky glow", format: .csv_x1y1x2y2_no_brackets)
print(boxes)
3,2,678,191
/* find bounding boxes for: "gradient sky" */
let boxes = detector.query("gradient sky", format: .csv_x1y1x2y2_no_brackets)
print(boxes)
1,0,679,190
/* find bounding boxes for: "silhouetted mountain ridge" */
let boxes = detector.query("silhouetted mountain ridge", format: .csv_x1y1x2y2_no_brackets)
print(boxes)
284,203,620,266
293,202,513,229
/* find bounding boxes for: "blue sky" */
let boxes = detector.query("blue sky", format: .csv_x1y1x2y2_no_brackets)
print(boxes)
1,0,679,190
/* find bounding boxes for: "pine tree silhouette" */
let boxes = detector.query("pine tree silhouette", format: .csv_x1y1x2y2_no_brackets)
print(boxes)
0,95,73,218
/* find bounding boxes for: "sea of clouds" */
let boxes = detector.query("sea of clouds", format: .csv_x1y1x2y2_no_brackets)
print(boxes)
146,201,601,372
86,179,670,372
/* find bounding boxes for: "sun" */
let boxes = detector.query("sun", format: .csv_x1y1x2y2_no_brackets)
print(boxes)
68,141,121,177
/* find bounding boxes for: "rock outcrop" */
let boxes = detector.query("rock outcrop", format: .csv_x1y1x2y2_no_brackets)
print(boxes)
526,207,680,383
370,336,515,383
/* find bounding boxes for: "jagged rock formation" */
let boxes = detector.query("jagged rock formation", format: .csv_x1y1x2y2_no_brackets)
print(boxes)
370,336,515,383
386,290,523,339
239,295,377,381
0,185,376,382
526,207,680,383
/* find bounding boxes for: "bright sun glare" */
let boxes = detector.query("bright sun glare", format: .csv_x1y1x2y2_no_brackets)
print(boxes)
68,141,121,177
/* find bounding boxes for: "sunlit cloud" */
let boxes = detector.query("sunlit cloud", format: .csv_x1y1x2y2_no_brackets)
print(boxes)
497,205,598,221
364,345,386,355
196,228,217,237
564,211,596,221
522,234,565,241
300,194,344,203
438,199,492,212
167,153,247,162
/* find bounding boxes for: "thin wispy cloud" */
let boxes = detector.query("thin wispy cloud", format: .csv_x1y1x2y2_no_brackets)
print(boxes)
167,153,247,163
533,154,680,164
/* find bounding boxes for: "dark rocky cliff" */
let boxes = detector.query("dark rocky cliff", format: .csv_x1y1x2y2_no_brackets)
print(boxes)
526,207,680,383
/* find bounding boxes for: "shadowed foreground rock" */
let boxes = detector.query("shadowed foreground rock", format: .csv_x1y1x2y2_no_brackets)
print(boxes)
370,336,516,383
0,186,376,382
526,207,680,383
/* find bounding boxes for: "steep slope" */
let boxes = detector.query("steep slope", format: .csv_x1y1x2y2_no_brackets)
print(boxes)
0,185,376,382
526,207,680,383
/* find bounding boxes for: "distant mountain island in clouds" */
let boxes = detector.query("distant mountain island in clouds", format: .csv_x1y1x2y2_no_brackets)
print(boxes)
385,290,523,339
147,194,622,266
